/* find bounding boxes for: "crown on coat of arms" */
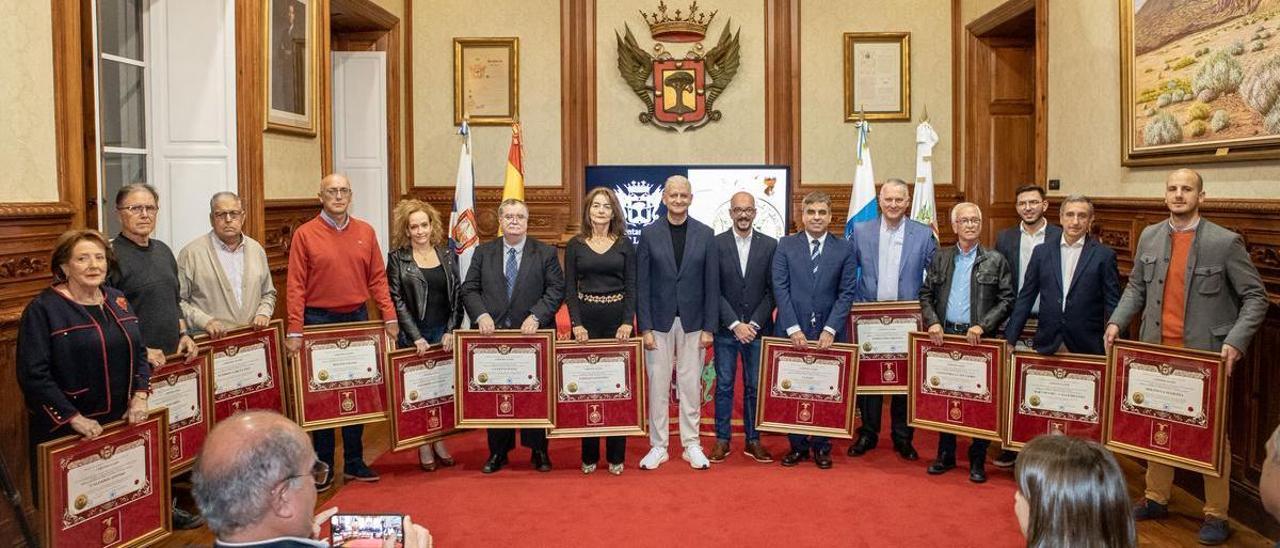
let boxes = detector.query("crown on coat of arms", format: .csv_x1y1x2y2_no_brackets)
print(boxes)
639,1,716,42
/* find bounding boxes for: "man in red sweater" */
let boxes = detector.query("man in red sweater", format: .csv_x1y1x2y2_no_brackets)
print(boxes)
285,173,398,489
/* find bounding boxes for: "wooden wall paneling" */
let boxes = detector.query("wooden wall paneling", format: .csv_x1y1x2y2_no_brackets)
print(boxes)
52,0,86,229
319,0,334,176
560,0,596,240
763,0,800,180
262,198,324,324
403,0,414,192
237,0,267,242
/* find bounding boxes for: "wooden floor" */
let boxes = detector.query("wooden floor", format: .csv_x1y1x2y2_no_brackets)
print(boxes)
163,421,1275,547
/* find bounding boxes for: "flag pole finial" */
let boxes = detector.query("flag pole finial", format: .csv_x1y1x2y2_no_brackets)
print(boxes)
921,104,929,123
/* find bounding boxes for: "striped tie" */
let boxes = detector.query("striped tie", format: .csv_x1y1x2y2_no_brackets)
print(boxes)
810,238,821,276
505,248,518,299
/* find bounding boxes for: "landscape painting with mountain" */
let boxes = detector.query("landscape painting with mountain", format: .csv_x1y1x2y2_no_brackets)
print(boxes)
1123,0,1280,162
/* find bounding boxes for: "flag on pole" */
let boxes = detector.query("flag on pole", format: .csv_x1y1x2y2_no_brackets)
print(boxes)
449,121,479,281
844,118,878,238
911,120,940,240
502,122,525,202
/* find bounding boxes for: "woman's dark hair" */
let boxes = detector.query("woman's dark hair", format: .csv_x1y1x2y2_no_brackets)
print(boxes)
1015,435,1136,548
577,187,625,241
49,229,114,283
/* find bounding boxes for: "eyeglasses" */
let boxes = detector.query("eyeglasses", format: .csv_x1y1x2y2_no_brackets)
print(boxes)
213,210,244,221
1016,199,1044,208
278,459,330,489
501,213,528,221
119,205,159,216
731,207,756,215
955,217,982,226
323,188,353,197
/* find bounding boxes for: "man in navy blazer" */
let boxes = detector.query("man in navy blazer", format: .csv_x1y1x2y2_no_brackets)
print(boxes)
636,175,719,471
847,180,937,461
709,192,777,464
773,191,857,470
1005,195,1120,356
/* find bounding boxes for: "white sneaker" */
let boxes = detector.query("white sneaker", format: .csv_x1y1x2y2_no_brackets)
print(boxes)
683,446,711,470
639,447,669,470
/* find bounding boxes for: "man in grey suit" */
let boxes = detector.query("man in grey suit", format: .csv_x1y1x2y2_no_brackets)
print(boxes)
1105,168,1268,545
461,198,566,474
636,175,719,471
847,179,937,461
709,192,776,464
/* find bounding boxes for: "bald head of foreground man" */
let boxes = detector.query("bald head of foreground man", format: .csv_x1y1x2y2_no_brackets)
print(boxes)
193,411,432,547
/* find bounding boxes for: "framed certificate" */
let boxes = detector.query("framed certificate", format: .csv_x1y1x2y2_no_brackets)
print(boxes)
548,339,647,439
38,410,171,547
290,321,390,431
848,300,921,394
454,329,555,428
149,354,213,476
387,347,460,450
1104,340,1228,477
1005,351,1109,449
754,337,859,439
907,332,1006,441
199,321,288,422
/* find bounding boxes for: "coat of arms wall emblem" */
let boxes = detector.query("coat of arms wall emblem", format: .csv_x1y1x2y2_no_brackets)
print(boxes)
615,1,740,132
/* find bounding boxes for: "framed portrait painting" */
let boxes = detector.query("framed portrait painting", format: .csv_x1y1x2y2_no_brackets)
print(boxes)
1121,0,1280,164
265,0,318,134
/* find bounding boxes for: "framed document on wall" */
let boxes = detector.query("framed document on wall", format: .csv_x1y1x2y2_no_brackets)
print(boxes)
453,37,519,125
1104,340,1228,477
548,339,647,439
755,337,859,439
848,301,921,394
387,347,460,450
38,410,171,547
290,321,390,431
200,321,288,423
455,330,555,428
1005,351,1109,449
907,332,1006,441
149,354,213,476
843,32,910,121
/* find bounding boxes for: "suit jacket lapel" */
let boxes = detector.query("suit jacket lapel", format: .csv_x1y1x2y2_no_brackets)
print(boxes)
866,221,881,288
677,223,695,275
1066,238,1097,298
512,243,537,302
738,233,756,283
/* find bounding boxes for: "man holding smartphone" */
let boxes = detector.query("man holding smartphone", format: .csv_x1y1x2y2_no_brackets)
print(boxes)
192,410,432,547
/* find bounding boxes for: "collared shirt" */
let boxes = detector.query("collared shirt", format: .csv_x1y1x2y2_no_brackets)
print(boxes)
319,210,350,231
503,237,527,273
211,232,247,307
945,244,978,324
1169,215,1201,233
734,230,752,277
213,537,328,548
1019,221,1047,313
785,232,836,337
877,218,905,301
1060,236,1085,308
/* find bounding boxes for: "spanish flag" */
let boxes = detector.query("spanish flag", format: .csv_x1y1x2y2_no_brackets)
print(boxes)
502,122,525,202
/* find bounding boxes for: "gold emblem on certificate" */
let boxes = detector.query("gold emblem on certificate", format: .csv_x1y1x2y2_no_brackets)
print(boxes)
318,370,330,381
477,372,489,383
340,391,356,414
1049,422,1065,435
169,435,180,461
409,390,419,401
498,394,515,416
568,382,579,393
101,516,118,544
428,408,442,430
588,404,604,425
780,379,792,389
881,364,896,382
74,494,87,510
862,341,872,352
797,402,813,423
1132,391,1145,404
948,401,963,422
1028,395,1042,407
1152,423,1171,448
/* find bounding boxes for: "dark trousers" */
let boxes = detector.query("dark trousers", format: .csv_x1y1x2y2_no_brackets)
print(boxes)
936,321,989,463
856,394,913,445
712,334,761,442
305,306,370,469
489,429,548,455
788,433,831,454
575,300,628,464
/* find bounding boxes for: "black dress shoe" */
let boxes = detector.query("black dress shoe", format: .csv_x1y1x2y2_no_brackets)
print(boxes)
780,451,810,467
927,452,956,475
969,460,988,483
481,453,508,474
894,442,919,461
846,436,876,457
533,450,552,472
814,451,833,469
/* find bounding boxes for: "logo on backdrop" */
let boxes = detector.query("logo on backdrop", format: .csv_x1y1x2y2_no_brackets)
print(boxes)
615,1,741,132
616,181,665,230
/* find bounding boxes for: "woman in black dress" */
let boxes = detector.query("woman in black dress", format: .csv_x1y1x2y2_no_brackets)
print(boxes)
565,188,637,475
387,199,462,471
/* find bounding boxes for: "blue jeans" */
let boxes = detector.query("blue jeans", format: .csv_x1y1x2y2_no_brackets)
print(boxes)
305,306,371,469
712,333,761,441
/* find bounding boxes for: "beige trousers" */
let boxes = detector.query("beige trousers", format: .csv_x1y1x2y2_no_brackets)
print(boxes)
1144,439,1231,519
645,317,704,450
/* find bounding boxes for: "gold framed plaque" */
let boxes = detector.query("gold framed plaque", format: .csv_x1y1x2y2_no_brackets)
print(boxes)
843,32,911,121
264,0,319,134
453,37,519,125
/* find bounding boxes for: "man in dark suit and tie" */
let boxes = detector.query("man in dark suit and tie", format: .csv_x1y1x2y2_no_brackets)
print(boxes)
1004,195,1120,356
847,179,937,461
992,184,1060,468
636,175,719,471
461,198,565,474
708,192,777,464
773,191,858,470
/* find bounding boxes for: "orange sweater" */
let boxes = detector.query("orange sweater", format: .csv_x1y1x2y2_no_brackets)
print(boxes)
1160,231,1194,347
286,215,396,335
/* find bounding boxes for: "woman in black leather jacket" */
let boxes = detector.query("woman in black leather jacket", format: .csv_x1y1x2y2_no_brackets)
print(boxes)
387,199,463,471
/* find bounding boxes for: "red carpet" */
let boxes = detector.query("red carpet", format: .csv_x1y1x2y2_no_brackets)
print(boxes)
324,428,1024,547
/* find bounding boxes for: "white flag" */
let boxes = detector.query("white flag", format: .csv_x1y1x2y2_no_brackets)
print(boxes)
844,120,878,238
449,122,478,280
911,121,939,239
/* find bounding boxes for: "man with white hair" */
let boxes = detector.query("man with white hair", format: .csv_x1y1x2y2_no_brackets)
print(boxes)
178,191,277,338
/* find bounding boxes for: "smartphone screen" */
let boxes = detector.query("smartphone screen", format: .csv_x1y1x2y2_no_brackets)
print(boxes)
330,513,405,548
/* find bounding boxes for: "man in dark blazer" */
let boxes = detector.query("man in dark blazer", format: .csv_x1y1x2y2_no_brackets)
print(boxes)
709,192,777,464
992,183,1059,468
847,180,937,461
636,175,719,471
461,198,565,474
773,191,858,470
1004,195,1120,356
919,202,1014,483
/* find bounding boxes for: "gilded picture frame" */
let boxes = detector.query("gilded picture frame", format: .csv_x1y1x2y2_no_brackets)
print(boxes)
844,32,911,121
264,0,319,135
453,37,520,125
